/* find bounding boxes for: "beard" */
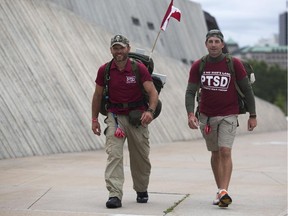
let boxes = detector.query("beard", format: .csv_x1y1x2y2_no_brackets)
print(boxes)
113,53,128,63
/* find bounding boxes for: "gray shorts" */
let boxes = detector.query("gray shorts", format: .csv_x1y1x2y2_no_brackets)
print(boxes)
199,114,238,151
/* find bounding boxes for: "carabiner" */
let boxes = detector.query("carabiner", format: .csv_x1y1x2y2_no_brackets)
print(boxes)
204,117,211,134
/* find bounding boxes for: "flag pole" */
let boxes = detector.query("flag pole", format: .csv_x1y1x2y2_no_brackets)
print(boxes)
149,0,181,59
149,30,162,59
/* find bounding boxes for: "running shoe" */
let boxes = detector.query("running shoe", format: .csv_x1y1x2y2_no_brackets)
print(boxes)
212,192,220,205
218,189,232,207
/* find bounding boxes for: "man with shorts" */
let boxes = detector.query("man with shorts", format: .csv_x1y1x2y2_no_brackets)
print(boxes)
185,29,257,207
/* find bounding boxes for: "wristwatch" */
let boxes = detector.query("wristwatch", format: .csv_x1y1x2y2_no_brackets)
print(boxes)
146,108,155,116
249,114,257,118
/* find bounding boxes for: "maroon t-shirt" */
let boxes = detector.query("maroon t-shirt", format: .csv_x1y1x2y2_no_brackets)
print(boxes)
96,59,152,115
188,57,247,116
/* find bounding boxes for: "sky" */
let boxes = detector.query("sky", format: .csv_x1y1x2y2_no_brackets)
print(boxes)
192,0,287,47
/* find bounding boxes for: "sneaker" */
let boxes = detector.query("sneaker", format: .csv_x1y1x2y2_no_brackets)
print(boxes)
136,191,149,203
218,189,232,207
212,192,220,205
106,197,122,208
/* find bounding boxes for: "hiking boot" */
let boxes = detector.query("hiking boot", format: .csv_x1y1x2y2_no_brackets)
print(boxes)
136,191,148,203
218,189,232,207
106,197,122,208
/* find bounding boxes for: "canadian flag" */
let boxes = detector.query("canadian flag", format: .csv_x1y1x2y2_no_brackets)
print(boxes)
160,0,181,31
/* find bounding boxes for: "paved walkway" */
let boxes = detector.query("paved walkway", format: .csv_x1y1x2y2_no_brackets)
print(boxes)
0,130,287,216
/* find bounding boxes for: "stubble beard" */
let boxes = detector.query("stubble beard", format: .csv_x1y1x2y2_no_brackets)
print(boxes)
114,54,128,63
209,49,222,57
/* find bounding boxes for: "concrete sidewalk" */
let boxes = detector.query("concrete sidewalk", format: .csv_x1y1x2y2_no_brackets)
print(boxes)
0,131,287,216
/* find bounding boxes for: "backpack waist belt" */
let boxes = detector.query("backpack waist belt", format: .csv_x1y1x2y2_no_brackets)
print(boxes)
109,100,146,109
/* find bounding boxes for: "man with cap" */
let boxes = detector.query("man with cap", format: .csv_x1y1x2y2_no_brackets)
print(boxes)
185,29,257,207
91,34,158,208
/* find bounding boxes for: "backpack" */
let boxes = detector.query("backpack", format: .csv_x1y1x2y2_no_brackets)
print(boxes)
100,52,164,118
198,54,255,114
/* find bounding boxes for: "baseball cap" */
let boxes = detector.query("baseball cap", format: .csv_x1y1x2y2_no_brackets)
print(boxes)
110,35,129,47
206,29,224,41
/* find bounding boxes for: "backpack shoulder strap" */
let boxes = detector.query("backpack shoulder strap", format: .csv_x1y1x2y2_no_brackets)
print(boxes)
104,59,113,84
131,59,141,84
196,55,208,102
103,59,113,101
105,59,141,86
225,53,235,76
199,55,208,75
225,54,245,97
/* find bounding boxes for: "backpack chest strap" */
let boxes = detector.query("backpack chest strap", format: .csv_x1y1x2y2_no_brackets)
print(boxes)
109,100,146,109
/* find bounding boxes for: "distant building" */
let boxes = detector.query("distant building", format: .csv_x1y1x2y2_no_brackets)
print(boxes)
230,45,287,70
256,34,279,46
279,11,288,46
226,11,287,70
225,38,239,54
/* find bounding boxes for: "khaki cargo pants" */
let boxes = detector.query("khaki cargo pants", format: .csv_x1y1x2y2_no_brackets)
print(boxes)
104,112,151,200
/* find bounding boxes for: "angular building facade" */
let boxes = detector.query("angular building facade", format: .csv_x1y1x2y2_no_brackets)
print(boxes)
47,0,209,64
0,0,286,159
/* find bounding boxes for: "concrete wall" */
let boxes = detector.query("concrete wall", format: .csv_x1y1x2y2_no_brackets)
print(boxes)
0,0,286,159
47,0,208,64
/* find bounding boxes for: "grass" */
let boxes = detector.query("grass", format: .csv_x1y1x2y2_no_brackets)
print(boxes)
163,193,190,215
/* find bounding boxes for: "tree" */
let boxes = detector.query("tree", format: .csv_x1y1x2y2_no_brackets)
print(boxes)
249,60,287,115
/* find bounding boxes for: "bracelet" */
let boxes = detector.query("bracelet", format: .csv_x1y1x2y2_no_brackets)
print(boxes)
249,114,257,119
92,117,98,122
188,113,195,118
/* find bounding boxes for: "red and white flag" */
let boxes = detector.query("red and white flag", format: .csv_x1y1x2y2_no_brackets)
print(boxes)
160,0,181,31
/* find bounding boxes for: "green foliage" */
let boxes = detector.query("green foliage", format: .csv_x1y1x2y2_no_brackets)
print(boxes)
249,60,287,115
163,194,190,214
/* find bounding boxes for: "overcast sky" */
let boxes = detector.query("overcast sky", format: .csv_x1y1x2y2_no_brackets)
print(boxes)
192,0,287,47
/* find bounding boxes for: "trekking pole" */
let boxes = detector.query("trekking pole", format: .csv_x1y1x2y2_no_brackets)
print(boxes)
149,30,162,60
